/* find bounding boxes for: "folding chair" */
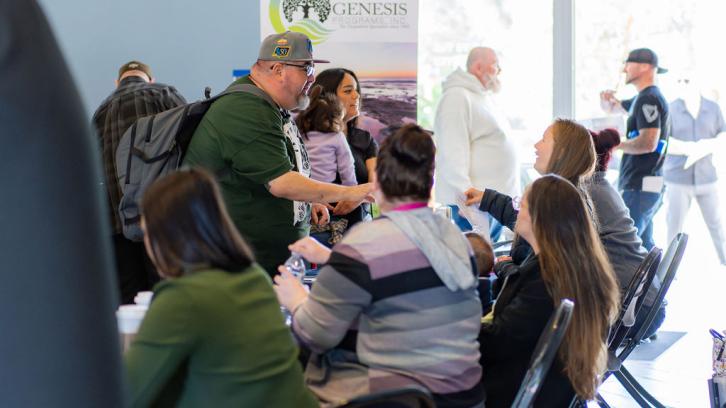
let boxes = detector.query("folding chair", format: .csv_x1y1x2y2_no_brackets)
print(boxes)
573,246,663,407
608,246,663,350
597,233,689,408
336,386,436,408
512,299,575,408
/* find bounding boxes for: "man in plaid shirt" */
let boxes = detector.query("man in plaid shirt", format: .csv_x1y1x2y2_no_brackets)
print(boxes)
92,60,186,304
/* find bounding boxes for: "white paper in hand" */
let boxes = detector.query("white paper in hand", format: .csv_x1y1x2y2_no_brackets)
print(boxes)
456,193,490,241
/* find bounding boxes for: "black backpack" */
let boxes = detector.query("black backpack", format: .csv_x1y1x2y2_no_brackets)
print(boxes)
115,84,276,241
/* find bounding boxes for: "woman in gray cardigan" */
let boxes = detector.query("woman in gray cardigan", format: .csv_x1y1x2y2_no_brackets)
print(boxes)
588,128,665,338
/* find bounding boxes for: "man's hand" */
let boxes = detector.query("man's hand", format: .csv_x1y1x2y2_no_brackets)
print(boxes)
333,200,360,216
464,188,485,207
600,90,624,114
345,183,375,204
311,203,329,225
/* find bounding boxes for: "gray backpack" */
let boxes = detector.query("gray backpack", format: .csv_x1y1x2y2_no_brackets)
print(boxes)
115,83,277,241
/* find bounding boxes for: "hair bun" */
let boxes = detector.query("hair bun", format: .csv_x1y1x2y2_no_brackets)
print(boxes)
598,128,621,149
390,128,434,167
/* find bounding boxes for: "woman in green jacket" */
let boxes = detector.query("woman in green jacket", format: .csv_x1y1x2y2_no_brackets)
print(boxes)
124,168,317,408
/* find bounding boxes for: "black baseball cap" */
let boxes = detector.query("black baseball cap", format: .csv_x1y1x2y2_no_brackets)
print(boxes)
625,48,668,74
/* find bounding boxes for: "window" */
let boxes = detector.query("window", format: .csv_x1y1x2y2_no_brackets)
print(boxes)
575,0,726,121
418,0,553,158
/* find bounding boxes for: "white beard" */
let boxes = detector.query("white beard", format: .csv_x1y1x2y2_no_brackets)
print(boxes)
295,93,310,110
486,76,502,93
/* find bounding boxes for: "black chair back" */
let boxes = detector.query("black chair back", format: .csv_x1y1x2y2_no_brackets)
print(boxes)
337,386,436,408
512,299,575,408
617,233,688,362
608,247,663,349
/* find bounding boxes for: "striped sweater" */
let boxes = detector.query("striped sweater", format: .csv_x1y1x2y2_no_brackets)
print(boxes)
292,215,484,407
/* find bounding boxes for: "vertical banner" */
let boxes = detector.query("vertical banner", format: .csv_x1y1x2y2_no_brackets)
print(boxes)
261,0,418,142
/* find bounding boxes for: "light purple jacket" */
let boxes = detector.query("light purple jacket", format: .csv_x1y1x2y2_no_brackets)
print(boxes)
303,131,357,186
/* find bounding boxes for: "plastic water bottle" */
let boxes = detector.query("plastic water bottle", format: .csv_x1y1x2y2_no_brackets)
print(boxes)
284,252,306,282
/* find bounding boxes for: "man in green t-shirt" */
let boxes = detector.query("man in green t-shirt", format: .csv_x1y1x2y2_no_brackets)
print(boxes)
184,31,372,276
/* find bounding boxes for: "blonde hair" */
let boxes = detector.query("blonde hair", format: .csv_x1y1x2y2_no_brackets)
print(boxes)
547,119,596,186
527,174,619,399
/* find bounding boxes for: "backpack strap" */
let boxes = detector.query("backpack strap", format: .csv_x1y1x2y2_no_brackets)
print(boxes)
219,83,281,112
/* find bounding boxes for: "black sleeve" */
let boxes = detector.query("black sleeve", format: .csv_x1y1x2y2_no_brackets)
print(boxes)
621,96,635,112
633,94,663,130
365,136,378,159
480,274,553,362
510,240,533,265
479,189,518,230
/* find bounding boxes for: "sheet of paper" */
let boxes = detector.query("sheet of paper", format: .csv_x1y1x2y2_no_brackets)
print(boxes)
456,194,490,240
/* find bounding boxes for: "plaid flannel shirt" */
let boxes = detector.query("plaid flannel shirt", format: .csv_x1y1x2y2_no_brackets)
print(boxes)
92,76,186,234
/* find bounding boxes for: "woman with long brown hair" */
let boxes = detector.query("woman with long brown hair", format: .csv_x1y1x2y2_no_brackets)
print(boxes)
124,168,317,407
465,118,596,262
480,174,620,406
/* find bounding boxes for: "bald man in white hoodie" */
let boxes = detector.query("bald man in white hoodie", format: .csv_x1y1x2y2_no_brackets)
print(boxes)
433,47,520,240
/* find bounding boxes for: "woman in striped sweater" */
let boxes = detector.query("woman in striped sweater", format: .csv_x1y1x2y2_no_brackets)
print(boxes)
274,124,485,407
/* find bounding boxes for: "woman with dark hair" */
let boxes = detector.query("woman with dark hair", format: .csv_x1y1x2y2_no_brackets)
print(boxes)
124,168,317,407
480,174,620,406
313,68,378,226
274,124,484,407
589,128,665,339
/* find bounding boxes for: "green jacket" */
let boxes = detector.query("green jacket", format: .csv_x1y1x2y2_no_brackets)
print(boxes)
124,265,318,407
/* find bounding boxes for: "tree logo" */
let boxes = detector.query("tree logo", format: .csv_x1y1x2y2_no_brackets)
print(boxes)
268,0,334,44
283,0,331,23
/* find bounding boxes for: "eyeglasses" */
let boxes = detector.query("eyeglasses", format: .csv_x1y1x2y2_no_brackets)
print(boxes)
277,62,315,77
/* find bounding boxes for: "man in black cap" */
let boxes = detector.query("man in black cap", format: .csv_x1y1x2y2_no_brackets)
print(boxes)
184,31,373,276
92,60,186,304
600,48,671,250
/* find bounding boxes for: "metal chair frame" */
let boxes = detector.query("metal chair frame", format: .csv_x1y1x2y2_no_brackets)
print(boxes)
512,299,576,408
596,233,689,408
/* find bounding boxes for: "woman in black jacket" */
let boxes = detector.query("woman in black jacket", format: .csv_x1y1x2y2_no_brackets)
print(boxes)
480,174,620,407
312,68,378,227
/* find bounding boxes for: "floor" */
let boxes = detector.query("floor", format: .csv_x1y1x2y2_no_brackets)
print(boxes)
593,186,726,407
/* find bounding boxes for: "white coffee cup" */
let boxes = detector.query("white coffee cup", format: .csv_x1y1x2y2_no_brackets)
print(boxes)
134,291,153,306
116,304,148,334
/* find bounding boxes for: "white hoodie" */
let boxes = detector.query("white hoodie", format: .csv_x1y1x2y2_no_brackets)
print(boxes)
433,68,520,204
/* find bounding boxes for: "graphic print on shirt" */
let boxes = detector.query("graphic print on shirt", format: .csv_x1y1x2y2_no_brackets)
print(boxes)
283,120,312,225
642,104,659,123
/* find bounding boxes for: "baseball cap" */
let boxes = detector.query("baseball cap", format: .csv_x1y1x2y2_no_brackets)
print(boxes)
625,48,668,74
257,31,329,64
118,60,152,79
